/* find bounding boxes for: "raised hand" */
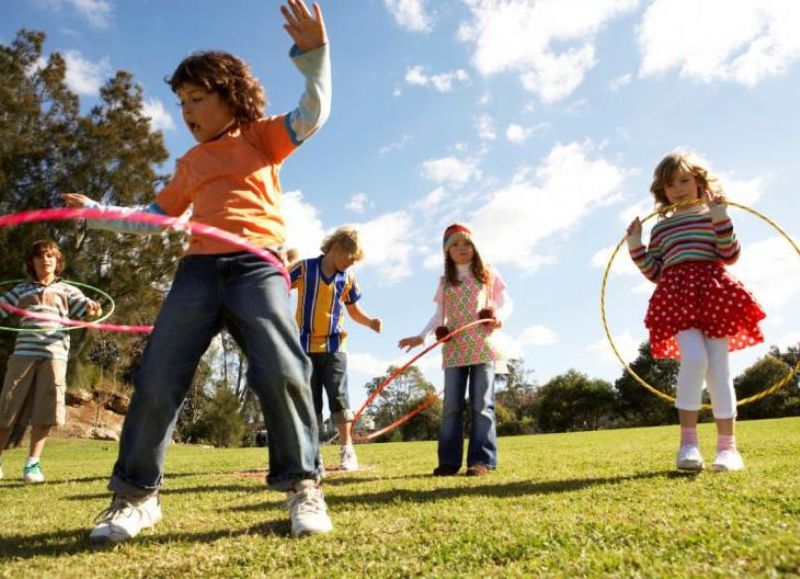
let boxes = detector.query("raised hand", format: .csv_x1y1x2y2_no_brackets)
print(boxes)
281,0,327,53
398,336,423,352
61,193,94,208
703,189,729,220
626,217,643,249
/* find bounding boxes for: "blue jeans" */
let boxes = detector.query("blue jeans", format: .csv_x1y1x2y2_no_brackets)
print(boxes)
109,252,320,495
309,352,353,425
438,363,497,469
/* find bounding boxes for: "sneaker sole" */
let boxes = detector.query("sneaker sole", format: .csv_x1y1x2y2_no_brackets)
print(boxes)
677,461,704,471
292,524,333,537
711,464,744,472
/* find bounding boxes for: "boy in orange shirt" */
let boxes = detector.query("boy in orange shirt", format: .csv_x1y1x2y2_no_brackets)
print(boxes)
63,0,332,542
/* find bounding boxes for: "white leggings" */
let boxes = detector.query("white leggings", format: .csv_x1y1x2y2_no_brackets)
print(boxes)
675,329,737,419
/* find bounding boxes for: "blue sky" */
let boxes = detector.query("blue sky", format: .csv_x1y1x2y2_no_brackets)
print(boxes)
4,0,800,411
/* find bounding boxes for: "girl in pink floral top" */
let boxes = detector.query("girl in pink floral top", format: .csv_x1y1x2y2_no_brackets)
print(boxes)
399,223,512,476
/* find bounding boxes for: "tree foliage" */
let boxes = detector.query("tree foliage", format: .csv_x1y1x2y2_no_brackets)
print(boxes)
614,342,679,426
0,29,184,388
535,369,616,433
363,365,441,442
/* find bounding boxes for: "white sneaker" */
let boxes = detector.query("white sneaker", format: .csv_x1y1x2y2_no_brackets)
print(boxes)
89,494,162,544
23,462,45,484
286,482,333,537
676,444,705,471
712,449,745,472
339,445,359,471
0,461,4,480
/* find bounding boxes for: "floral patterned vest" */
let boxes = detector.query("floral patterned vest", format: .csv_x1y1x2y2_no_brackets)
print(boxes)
441,270,500,368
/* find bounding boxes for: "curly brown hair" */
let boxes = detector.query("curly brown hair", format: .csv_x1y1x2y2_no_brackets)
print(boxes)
26,240,64,280
443,232,489,287
168,51,266,124
650,151,722,213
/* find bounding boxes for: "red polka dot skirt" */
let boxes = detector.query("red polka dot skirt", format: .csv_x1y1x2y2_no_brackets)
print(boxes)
645,261,766,359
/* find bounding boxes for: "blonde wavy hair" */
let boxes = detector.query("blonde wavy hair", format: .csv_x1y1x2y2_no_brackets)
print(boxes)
650,150,722,213
320,226,364,261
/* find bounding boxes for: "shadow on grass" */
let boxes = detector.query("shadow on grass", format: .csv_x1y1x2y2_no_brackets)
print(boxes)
0,519,291,561
65,483,268,501
323,470,678,507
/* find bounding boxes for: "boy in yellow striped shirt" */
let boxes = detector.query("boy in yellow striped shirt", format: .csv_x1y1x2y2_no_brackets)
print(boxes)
290,226,381,470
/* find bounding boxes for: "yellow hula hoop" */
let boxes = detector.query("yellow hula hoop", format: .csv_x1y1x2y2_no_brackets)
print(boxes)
600,199,800,409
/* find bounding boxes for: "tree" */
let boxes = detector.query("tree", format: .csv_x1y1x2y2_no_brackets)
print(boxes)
614,342,679,426
363,365,441,442
203,382,246,448
535,369,616,433
0,29,183,391
495,359,537,435
735,347,800,420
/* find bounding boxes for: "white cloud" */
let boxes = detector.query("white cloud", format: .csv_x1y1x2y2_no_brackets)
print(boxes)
405,65,470,92
458,0,638,103
591,244,639,277
476,113,496,141
412,186,448,213
142,98,176,132
357,212,416,282
506,123,532,144
63,50,111,95
518,324,558,346
729,235,800,313
38,0,113,28
638,0,800,86
346,193,372,214
720,173,764,207
470,141,627,272
379,134,413,155
384,0,434,32
282,190,326,259
421,156,482,186
587,329,641,365
608,72,632,91
348,352,402,378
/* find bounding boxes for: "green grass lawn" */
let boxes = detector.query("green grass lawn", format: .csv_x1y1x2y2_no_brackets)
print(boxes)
1,417,799,578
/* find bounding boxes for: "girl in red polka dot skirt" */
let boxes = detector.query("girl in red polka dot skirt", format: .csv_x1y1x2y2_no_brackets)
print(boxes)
627,151,765,473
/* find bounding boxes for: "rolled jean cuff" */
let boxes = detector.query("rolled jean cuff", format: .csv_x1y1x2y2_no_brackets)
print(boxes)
268,473,323,492
108,475,160,499
331,409,354,424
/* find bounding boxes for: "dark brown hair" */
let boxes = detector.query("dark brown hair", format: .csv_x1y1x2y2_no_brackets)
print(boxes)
26,240,64,280
443,232,489,287
168,51,266,124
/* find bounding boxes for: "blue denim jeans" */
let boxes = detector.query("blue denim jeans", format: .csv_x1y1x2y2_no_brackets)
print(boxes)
109,252,320,495
438,363,497,469
309,352,353,425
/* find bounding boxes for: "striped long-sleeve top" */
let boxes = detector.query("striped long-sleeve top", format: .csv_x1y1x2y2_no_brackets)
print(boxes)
0,280,93,360
630,210,740,283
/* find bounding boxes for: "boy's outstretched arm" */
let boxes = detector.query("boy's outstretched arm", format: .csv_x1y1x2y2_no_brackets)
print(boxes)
282,1,331,145
346,303,381,334
281,0,327,52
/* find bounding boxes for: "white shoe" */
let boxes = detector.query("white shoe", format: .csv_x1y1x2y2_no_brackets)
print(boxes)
339,445,359,471
0,462,4,480
23,462,45,484
676,445,705,471
287,482,333,537
89,494,162,544
712,449,745,472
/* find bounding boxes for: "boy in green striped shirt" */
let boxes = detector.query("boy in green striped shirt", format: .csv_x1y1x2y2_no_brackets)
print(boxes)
0,240,101,483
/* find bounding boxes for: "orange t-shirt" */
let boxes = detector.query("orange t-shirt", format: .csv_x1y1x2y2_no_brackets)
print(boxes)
155,115,297,255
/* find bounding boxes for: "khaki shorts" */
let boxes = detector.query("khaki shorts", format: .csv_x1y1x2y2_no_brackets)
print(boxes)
0,356,67,428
